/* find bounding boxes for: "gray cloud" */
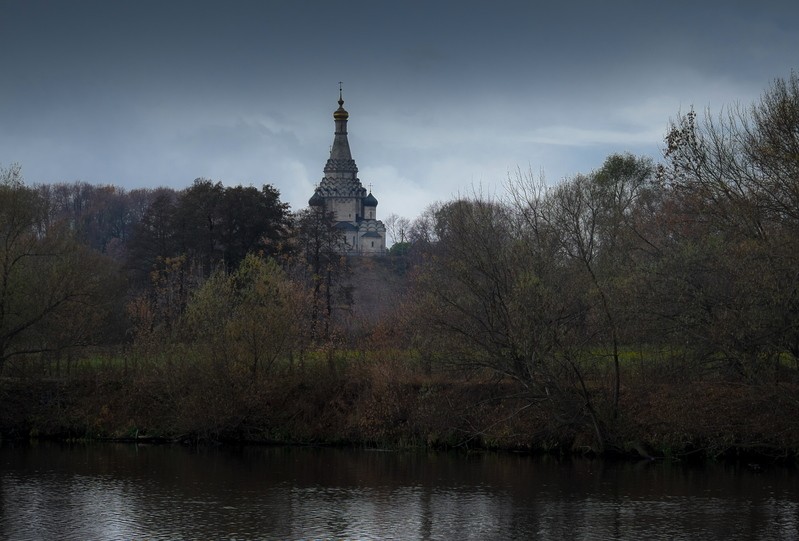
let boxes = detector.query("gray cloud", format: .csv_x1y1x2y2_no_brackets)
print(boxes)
1,0,798,220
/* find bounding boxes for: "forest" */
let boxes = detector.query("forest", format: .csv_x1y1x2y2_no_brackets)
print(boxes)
2,73,799,460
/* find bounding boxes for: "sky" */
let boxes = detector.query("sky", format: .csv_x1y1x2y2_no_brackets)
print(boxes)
1,0,798,225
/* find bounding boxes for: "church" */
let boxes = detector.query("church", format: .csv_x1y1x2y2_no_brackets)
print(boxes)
308,90,387,256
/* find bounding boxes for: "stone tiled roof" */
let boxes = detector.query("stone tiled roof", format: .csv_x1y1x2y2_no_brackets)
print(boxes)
324,158,358,175
358,219,385,237
335,222,359,231
308,190,325,206
317,177,366,198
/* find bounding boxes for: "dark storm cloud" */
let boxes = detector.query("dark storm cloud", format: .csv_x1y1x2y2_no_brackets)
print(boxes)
1,0,798,218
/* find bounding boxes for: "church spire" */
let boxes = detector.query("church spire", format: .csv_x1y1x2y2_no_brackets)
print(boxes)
332,83,350,133
327,84,354,168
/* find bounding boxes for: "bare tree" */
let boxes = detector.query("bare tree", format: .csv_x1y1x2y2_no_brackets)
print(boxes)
384,213,411,246
0,165,120,372
409,189,609,451
661,72,799,376
292,207,349,348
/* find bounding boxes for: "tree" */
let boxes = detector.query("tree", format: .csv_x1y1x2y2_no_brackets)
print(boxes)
36,182,136,257
384,213,411,245
535,154,656,417
291,207,348,347
660,72,799,376
409,161,659,451
126,180,291,321
0,165,120,372
139,179,292,278
401,202,444,265
126,188,180,287
408,192,611,450
217,184,291,272
184,253,302,376
174,178,225,278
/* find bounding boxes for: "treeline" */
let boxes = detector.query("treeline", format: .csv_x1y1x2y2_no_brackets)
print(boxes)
33,177,291,278
384,73,799,454
0,172,350,374
2,73,799,458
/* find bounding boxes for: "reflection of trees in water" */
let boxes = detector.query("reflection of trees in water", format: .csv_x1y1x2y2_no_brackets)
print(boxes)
288,484,508,540
1,444,798,539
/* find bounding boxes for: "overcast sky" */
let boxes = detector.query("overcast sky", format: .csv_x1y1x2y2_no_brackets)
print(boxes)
1,0,797,222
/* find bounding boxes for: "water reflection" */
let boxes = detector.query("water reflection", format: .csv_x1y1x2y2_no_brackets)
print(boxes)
1,443,797,540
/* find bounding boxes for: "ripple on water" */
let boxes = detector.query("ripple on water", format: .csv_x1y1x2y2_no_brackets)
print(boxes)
3,445,799,540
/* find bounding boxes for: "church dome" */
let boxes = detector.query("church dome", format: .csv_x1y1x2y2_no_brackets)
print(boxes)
333,98,349,121
308,190,325,207
364,192,378,207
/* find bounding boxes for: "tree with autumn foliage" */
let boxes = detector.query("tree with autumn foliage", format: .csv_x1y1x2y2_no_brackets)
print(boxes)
183,253,304,377
0,165,121,372
659,72,799,377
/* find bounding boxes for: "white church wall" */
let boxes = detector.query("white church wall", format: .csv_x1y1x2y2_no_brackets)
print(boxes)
329,197,359,222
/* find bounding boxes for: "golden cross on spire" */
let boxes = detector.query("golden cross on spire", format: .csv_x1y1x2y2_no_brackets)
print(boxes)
338,81,343,102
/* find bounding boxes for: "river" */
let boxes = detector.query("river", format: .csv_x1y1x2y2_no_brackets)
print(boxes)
1,443,797,540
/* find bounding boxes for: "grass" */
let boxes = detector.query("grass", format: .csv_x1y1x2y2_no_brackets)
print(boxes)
4,344,799,460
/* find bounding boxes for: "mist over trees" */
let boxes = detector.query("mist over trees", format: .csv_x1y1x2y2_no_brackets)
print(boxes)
2,72,799,456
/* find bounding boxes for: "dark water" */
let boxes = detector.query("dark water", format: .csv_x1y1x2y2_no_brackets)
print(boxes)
1,443,798,540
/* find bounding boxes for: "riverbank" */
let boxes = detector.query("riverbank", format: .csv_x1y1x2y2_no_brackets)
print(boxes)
2,354,799,462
